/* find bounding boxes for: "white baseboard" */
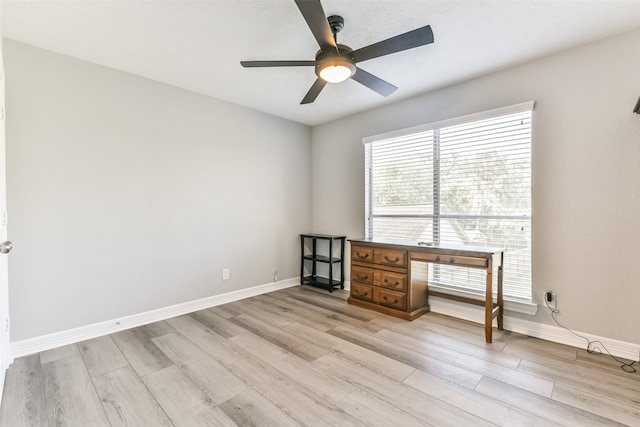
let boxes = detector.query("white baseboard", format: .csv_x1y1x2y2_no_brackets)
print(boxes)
428,296,640,362
10,278,300,359
10,280,639,363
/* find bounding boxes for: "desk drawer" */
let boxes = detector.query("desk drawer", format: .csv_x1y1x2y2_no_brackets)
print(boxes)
377,288,407,311
352,266,374,285
374,249,407,268
352,246,374,264
351,283,373,302
412,252,488,268
378,271,407,292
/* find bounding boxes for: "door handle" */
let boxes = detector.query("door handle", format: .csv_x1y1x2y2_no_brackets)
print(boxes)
0,241,12,254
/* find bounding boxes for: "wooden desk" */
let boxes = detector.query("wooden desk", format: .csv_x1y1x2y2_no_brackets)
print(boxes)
348,238,504,343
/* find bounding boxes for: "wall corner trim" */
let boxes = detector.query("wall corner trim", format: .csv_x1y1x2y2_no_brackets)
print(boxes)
10,278,300,359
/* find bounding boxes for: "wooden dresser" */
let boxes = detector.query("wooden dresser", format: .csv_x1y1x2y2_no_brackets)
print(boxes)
348,240,429,320
348,238,505,343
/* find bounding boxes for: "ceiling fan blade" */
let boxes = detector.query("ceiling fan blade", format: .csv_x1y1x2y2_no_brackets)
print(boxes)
301,78,327,104
353,25,434,63
295,0,337,51
351,67,397,97
241,60,315,67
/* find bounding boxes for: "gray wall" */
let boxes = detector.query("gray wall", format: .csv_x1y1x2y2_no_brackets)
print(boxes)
311,28,640,344
5,40,311,341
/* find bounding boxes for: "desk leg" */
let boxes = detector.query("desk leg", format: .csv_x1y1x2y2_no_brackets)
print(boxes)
485,266,493,343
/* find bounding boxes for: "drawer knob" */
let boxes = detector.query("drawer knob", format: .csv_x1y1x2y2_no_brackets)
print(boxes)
356,252,369,259
384,255,400,263
435,255,440,262
449,257,455,264
383,278,400,287
358,275,369,280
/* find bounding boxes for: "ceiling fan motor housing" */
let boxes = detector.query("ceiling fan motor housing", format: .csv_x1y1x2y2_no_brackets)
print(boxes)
315,44,356,80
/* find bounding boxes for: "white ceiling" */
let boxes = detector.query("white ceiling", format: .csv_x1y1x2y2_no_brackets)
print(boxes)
3,0,640,126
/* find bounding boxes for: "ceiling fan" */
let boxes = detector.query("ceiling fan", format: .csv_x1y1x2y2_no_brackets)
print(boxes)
240,0,434,104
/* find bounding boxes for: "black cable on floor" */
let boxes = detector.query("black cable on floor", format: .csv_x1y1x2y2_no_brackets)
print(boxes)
544,299,637,373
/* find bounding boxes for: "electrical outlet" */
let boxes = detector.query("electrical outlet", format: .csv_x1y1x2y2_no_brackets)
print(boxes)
544,291,557,308
222,268,230,280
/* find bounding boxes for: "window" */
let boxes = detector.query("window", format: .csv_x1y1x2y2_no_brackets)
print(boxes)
364,102,533,301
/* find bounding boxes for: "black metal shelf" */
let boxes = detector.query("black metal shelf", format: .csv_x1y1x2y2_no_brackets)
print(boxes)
300,234,346,292
301,275,343,288
303,254,342,264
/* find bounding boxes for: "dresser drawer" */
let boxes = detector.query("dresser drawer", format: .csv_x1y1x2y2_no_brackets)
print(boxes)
412,252,488,268
351,283,373,302
374,249,407,268
377,288,407,311
352,266,374,285
378,271,407,291
352,246,374,264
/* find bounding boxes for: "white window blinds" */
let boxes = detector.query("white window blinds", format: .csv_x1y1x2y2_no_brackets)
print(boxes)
364,102,533,300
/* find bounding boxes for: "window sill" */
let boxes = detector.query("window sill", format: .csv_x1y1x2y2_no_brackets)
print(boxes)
428,284,538,316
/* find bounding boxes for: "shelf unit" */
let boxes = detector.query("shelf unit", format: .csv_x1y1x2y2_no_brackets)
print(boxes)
300,234,346,292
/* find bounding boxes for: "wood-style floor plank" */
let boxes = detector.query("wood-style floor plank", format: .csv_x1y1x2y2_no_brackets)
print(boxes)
517,358,640,408
338,389,432,427
328,324,483,389
551,383,640,426
93,365,173,426
229,313,329,362
229,331,356,405
143,365,236,427
403,367,560,426
40,343,80,365
189,309,249,339
226,352,366,426
152,332,247,405
218,388,299,427
388,317,522,369
227,298,294,329
475,376,626,427
284,321,416,382
0,354,47,427
314,352,495,427
111,324,175,377
376,327,554,397
42,353,110,426
78,335,129,378
262,291,382,332
2,285,639,427
251,294,339,331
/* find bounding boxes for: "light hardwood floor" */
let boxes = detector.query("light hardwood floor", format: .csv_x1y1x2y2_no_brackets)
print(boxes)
1,286,639,426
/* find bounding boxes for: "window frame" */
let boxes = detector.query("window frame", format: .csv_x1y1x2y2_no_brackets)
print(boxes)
362,101,535,304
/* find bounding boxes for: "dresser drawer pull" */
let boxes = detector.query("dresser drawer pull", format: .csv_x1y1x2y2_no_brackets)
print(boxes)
383,278,399,287
382,295,399,304
384,255,400,263
356,274,369,281
356,252,369,259
355,289,368,296
433,255,456,264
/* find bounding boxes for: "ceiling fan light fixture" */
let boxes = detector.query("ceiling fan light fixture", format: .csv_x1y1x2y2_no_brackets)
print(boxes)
317,57,356,83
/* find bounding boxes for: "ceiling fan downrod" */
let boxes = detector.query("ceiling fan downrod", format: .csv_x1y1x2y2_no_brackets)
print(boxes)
327,15,344,44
